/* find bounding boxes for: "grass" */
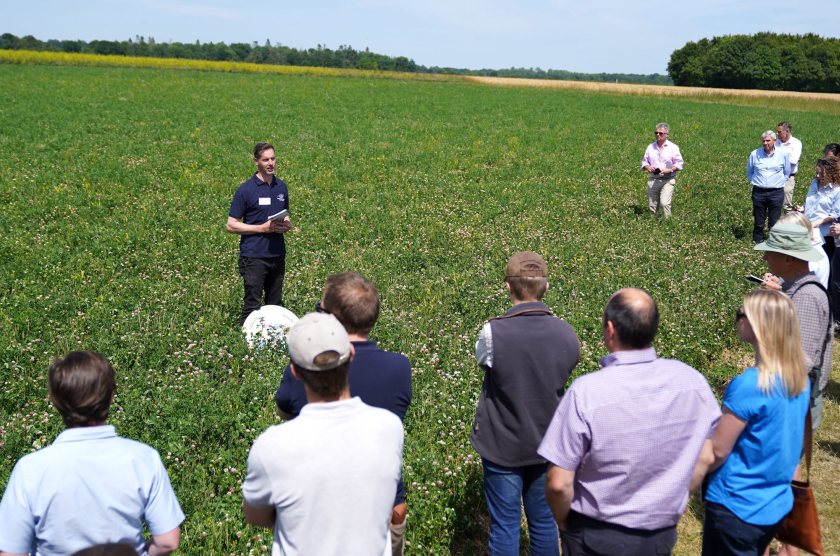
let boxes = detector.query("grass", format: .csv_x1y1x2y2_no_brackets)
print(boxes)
0,62,838,554
5,48,840,114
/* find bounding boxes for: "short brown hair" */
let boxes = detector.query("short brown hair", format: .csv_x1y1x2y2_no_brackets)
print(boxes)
48,351,116,427
322,272,380,335
506,276,548,301
293,360,350,399
253,142,275,160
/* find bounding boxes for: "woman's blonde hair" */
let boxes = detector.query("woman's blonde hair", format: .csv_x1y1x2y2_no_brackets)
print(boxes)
743,289,808,396
777,211,812,233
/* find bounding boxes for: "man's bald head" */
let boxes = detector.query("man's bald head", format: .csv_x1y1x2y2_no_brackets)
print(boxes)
603,288,659,350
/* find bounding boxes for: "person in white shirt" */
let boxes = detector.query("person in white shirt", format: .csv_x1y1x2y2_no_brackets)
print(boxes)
242,313,403,556
776,121,803,207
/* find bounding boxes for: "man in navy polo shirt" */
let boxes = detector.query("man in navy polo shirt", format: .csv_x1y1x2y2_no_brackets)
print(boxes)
226,142,292,325
275,272,412,555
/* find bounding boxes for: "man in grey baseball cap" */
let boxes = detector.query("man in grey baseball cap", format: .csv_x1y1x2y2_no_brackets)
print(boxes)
756,223,832,430
242,313,404,555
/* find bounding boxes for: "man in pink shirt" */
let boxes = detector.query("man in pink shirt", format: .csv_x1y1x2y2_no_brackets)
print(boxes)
641,123,684,218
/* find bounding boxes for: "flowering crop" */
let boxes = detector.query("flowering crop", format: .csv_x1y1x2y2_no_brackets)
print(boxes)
0,63,838,554
0,48,459,83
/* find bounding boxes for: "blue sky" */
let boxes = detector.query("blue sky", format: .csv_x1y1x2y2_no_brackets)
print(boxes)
1,0,835,74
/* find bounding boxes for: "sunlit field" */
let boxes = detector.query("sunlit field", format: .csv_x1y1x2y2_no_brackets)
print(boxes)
1,62,838,554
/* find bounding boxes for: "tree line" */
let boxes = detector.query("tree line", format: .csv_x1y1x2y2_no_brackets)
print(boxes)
0,33,671,85
426,66,671,85
668,32,840,92
0,33,418,72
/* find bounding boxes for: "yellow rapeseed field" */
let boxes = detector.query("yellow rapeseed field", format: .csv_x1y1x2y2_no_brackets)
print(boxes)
0,48,459,82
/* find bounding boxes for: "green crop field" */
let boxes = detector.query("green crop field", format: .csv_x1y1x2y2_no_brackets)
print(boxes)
1,62,838,554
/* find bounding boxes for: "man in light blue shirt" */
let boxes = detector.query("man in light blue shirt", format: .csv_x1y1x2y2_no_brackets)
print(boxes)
0,352,184,556
748,130,791,242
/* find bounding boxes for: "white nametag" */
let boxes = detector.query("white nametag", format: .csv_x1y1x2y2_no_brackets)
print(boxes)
258,197,271,205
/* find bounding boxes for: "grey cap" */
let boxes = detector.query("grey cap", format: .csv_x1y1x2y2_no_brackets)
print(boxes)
286,313,351,371
754,223,823,262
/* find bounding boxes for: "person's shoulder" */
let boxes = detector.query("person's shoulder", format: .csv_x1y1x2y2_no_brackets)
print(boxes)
106,435,171,468
655,356,700,373
549,316,581,342
789,274,828,297
568,367,610,392
551,315,577,329
11,441,57,470
658,358,716,389
113,434,160,452
359,402,403,430
725,367,760,398
354,344,412,373
252,422,290,447
236,174,258,190
367,344,411,364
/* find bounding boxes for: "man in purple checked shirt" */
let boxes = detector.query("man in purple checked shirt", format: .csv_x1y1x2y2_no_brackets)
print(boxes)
538,288,720,556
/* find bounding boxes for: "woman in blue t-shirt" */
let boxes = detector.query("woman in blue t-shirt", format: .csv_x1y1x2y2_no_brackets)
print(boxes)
702,289,810,556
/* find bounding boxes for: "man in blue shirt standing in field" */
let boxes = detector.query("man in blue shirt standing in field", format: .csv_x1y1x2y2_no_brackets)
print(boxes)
748,130,790,243
227,142,292,325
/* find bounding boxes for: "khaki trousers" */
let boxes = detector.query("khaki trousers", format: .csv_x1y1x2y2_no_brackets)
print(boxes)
390,513,407,556
647,176,676,218
784,175,796,206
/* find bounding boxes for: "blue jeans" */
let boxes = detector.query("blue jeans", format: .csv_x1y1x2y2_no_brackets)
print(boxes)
482,458,559,556
702,501,780,556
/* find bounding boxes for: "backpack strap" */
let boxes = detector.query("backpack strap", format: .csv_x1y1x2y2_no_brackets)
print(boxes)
786,279,832,399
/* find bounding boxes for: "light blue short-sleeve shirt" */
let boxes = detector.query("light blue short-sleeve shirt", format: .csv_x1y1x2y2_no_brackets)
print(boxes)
0,425,185,556
705,367,809,526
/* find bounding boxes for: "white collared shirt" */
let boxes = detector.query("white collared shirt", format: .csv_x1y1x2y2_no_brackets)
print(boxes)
776,135,802,174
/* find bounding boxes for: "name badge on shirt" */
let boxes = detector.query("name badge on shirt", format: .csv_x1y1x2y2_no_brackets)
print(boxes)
258,197,271,206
